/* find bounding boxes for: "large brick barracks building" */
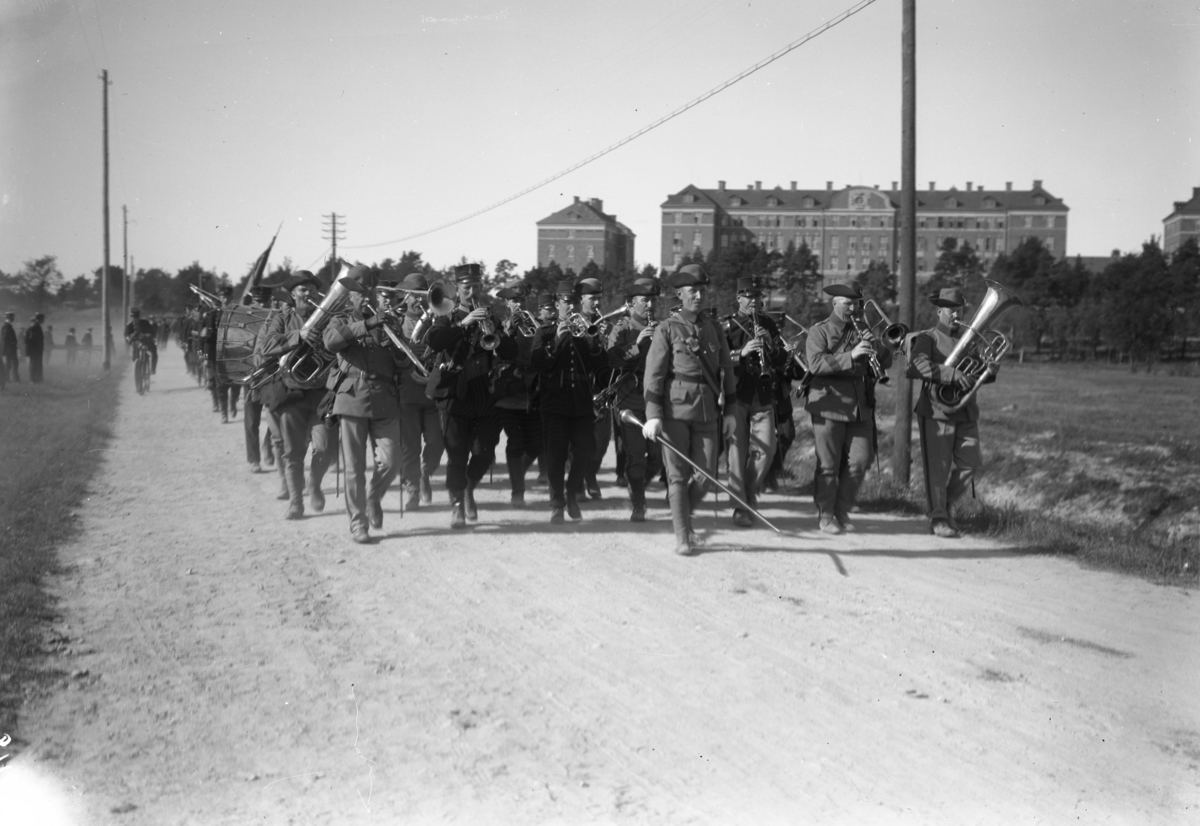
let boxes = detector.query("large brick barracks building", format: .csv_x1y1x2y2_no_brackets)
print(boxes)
537,197,636,272
660,180,1069,282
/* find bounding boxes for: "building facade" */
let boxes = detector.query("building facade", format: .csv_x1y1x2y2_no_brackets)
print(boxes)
1164,187,1200,255
660,180,1069,281
537,197,636,273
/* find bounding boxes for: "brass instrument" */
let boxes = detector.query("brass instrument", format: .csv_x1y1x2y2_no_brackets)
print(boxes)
932,279,1023,414
563,312,594,337
469,298,500,351
188,284,223,309
589,306,630,338
593,372,636,412
506,308,539,337
860,299,912,351
782,314,810,373
378,315,430,378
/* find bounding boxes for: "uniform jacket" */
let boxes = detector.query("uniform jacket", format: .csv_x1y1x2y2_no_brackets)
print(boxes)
427,304,517,417
804,312,893,423
397,309,435,406
905,323,994,423
606,314,654,412
323,308,403,420
724,311,792,407
23,323,44,357
531,327,608,418
1,322,16,357
493,328,538,412
643,309,735,423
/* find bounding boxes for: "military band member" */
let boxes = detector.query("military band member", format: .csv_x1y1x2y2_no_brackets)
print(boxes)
261,271,334,520
242,285,277,473
205,285,242,421
495,282,542,508
576,278,611,499
605,277,663,522
322,267,402,544
906,287,994,538
532,282,608,524
392,272,444,509
803,283,894,534
642,265,735,556
427,263,517,529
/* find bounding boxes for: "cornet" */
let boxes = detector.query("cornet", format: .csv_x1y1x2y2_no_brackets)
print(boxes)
469,298,499,351
506,308,539,337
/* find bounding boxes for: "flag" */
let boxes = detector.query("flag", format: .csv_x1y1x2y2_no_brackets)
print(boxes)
237,223,282,305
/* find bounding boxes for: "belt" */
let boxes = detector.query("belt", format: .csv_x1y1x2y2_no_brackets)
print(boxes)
350,369,391,381
670,375,706,385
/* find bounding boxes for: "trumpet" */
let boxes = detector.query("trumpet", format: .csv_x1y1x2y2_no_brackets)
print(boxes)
505,308,539,337
593,372,636,412
469,298,499,351
933,279,1023,414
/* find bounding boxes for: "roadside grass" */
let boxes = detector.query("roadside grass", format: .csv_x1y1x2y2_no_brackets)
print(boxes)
0,359,122,735
781,361,1199,584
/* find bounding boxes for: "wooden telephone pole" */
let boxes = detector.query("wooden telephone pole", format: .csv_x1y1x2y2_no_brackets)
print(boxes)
893,0,917,485
101,70,112,371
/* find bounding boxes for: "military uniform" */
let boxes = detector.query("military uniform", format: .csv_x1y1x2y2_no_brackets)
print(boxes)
2,313,19,382
643,265,735,554
577,278,611,499
495,285,542,507
261,272,333,520
24,315,45,384
906,287,994,537
323,268,403,543
241,287,277,473
394,273,444,509
204,288,241,421
427,264,517,528
804,283,893,533
605,278,663,521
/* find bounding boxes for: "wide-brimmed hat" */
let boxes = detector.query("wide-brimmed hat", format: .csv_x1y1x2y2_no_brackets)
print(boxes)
930,287,966,308
496,281,528,301
399,272,429,291
282,271,322,292
823,283,863,300
667,264,708,288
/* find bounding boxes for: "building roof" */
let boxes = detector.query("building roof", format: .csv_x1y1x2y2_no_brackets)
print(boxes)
1165,186,1200,220
661,181,1069,212
537,197,633,234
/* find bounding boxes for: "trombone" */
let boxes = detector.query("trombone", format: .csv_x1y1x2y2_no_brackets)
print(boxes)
566,305,628,338
781,314,810,373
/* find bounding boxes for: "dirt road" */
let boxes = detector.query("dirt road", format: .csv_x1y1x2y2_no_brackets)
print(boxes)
6,348,1198,825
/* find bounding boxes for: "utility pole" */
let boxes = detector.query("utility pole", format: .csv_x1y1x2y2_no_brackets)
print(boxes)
101,69,112,371
129,255,135,314
893,0,917,484
122,204,129,336
322,212,345,275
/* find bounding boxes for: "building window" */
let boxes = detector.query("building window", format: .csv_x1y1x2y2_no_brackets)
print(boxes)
831,257,839,270
567,246,575,261
997,239,1005,252
548,245,555,260
587,245,595,260
831,236,840,250
694,214,702,224
847,257,856,271
672,232,682,249
1046,237,1054,252
673,253,682,267
937,217,945,229
693,232,703,250
848,236,857,251
998,219,1005,229
675,212,682,224
683,194,695,204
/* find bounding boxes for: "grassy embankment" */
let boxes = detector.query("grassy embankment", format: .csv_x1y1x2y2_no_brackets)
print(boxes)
0,354,122,739
784,360,1199,583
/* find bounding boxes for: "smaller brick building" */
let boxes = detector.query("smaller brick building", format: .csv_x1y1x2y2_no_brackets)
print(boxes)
537,197,635,273
1164,187,1200,255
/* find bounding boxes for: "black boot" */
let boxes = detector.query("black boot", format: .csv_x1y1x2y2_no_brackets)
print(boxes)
464,484,478,521
669,482,694,555
450,497,467,529
629,477,646,523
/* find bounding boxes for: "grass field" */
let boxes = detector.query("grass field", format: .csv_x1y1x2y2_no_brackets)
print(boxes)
784,360,1200,583
0,356,122,732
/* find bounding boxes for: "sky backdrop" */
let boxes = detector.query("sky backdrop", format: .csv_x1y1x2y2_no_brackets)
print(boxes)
2,0,1198,283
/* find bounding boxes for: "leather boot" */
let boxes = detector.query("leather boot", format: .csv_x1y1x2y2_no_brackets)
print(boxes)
566,492,582,520
420,473,433,504
629,477,647,523
464,484,478,521
669,482,694,555
450,497,467,530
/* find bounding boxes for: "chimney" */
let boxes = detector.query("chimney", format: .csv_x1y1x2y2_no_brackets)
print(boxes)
1005,182,1013,191
790,181,797,190
826,181,833,191
1032,179,1043,190
718,180,726,191
966,182,973,191
873,184,879,190
929,181,936,191
978,183,984,191
891,181,897,190
573,195,580,204
589,198,603,212
755,181,762,190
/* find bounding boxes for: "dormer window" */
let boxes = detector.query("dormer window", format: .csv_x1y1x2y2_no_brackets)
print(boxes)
945,197,959,208
983,197,997,208
802,196,815,208
683,194,696,204
767,197,779,207
730,196,743,207
1033,195,1046,206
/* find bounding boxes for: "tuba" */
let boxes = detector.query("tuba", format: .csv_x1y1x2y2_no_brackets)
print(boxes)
932,279,1024,414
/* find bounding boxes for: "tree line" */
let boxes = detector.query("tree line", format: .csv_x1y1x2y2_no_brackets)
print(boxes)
5,235,1197,371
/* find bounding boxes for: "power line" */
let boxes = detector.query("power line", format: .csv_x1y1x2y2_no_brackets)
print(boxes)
347,0,878,252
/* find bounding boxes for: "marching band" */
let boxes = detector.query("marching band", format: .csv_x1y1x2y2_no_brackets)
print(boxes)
193,260,1019,551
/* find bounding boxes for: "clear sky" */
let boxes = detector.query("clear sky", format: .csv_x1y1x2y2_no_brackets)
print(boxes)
2,0,1197,283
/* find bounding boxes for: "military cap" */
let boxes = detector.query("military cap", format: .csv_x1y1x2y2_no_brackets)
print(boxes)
399,272,429,291
823,283,864,300
346,265,376,290
625,278,660,297
577,278,603,295
454,263,483,284
34,313,45,321
930,287,966,308
3,311,13,319
737,276,767,295
283,270,322,292
554,279,577,296
666,264,709,288
496,281,528,301
251,283,276,299
537,292,556,308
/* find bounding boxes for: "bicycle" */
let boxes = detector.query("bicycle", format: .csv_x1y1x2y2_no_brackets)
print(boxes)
132,340,152,395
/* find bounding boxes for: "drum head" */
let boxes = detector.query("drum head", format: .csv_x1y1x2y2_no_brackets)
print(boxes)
215,306,272,384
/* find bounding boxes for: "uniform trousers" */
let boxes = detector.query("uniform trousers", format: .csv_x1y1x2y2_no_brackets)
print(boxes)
399,398,445,491
616,411,663,485
543,411,594,509
811,416,874,521
209,375,241,416
28,354,43,383
724,399,777,506
264,405,289,497
662,418,718,506
278,390,332,509
498,408,542,494
3,353,19,382
918,416,982,521
587,409,612,486
243,399,274,466
440,410,502,496
340,415,399,533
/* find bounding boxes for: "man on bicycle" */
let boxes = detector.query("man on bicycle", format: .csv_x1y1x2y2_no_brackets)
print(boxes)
125,308,158,374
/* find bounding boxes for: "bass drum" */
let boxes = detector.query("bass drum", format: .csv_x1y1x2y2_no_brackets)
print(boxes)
215,305,273,385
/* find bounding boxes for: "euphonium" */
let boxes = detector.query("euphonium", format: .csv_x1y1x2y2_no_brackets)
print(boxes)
932,279,1024,414
278,263,365,388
